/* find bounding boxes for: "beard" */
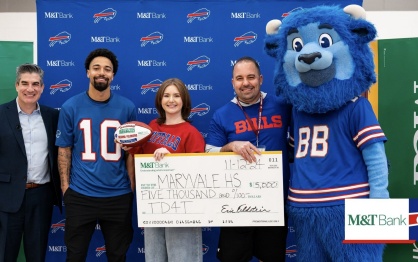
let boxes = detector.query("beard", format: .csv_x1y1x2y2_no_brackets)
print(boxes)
93,77,109,92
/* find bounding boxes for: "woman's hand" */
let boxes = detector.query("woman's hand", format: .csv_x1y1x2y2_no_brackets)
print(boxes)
154,147,170,161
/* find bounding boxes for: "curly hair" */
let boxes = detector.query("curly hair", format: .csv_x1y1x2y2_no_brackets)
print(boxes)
84,48,119,75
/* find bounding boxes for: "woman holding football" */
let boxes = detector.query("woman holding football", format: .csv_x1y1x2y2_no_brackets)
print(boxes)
127,78,205,262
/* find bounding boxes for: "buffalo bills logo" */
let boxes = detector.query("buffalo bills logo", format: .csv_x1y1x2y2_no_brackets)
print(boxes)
202,243,209,255
282,7,303,18
49,31,71,47
93,8,117,23
50,79,72,95
187,56,210,71
286,244,297,258
189,103,210,118
96,245,106,257
187,8,210,23
50,219,66,233
141,79,162,94
140,32,163,47
234,31,257,47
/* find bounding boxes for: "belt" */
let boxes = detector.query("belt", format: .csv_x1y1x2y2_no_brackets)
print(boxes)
26,182,42,189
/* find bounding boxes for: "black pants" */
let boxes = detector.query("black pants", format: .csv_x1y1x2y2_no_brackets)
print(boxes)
217,224,288,262
3,184,53,262
63,188,133,262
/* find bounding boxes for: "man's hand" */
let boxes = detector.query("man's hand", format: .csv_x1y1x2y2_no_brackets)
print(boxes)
221,141,261,163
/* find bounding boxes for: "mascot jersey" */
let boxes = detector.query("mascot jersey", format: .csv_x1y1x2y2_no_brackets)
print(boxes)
140,119,205,154
56,91,137,197
288,96,387,207
206,93,291,194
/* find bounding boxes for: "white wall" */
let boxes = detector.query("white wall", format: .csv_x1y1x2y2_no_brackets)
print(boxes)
367,11,418,40
0,12,37,62
0,11,417,63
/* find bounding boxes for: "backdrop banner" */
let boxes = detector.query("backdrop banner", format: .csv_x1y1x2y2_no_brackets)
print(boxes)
36,0,362,261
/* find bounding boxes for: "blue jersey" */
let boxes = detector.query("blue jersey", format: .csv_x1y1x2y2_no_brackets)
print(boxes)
56,92,137,197
288,97,387,207
206,93,292,195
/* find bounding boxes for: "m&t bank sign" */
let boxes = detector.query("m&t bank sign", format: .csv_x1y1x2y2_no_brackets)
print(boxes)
344,199,418,243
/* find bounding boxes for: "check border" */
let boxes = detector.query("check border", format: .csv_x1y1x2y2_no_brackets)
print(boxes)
135,152,285,227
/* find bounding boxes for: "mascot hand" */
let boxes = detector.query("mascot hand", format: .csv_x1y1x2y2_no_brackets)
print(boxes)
362,142,389,198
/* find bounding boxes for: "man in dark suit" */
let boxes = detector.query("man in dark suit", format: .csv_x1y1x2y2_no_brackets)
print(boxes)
0,63,62,262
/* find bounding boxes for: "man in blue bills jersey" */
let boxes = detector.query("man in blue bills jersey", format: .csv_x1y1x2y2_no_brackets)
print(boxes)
206,56,291,262
56,48,137,262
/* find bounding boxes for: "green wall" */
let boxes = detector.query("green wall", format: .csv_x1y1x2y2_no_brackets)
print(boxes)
378,37,418,261
0,41,33,104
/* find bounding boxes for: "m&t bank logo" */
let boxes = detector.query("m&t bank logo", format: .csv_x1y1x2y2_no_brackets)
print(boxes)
141,162,154,168
348,214,407,226
140,162,169,168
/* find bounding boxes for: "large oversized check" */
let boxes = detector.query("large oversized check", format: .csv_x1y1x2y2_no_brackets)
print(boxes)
135,152,284,227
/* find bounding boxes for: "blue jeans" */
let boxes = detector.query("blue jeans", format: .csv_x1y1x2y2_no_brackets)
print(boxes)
144,227,202,262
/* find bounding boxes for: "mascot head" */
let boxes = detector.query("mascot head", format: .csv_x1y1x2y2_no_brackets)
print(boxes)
264,5,377,114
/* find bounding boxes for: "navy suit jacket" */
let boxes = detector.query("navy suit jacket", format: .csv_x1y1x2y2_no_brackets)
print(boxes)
0,99,62,213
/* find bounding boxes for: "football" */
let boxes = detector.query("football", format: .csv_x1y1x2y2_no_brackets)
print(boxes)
114,121,153,147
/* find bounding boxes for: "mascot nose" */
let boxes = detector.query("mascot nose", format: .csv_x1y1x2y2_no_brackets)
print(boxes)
298,52,322,65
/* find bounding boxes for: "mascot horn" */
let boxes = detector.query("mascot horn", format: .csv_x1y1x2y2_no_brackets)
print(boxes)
265,4,389,261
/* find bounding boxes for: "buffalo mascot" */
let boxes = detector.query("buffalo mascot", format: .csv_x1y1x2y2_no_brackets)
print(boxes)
264,4,389,262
